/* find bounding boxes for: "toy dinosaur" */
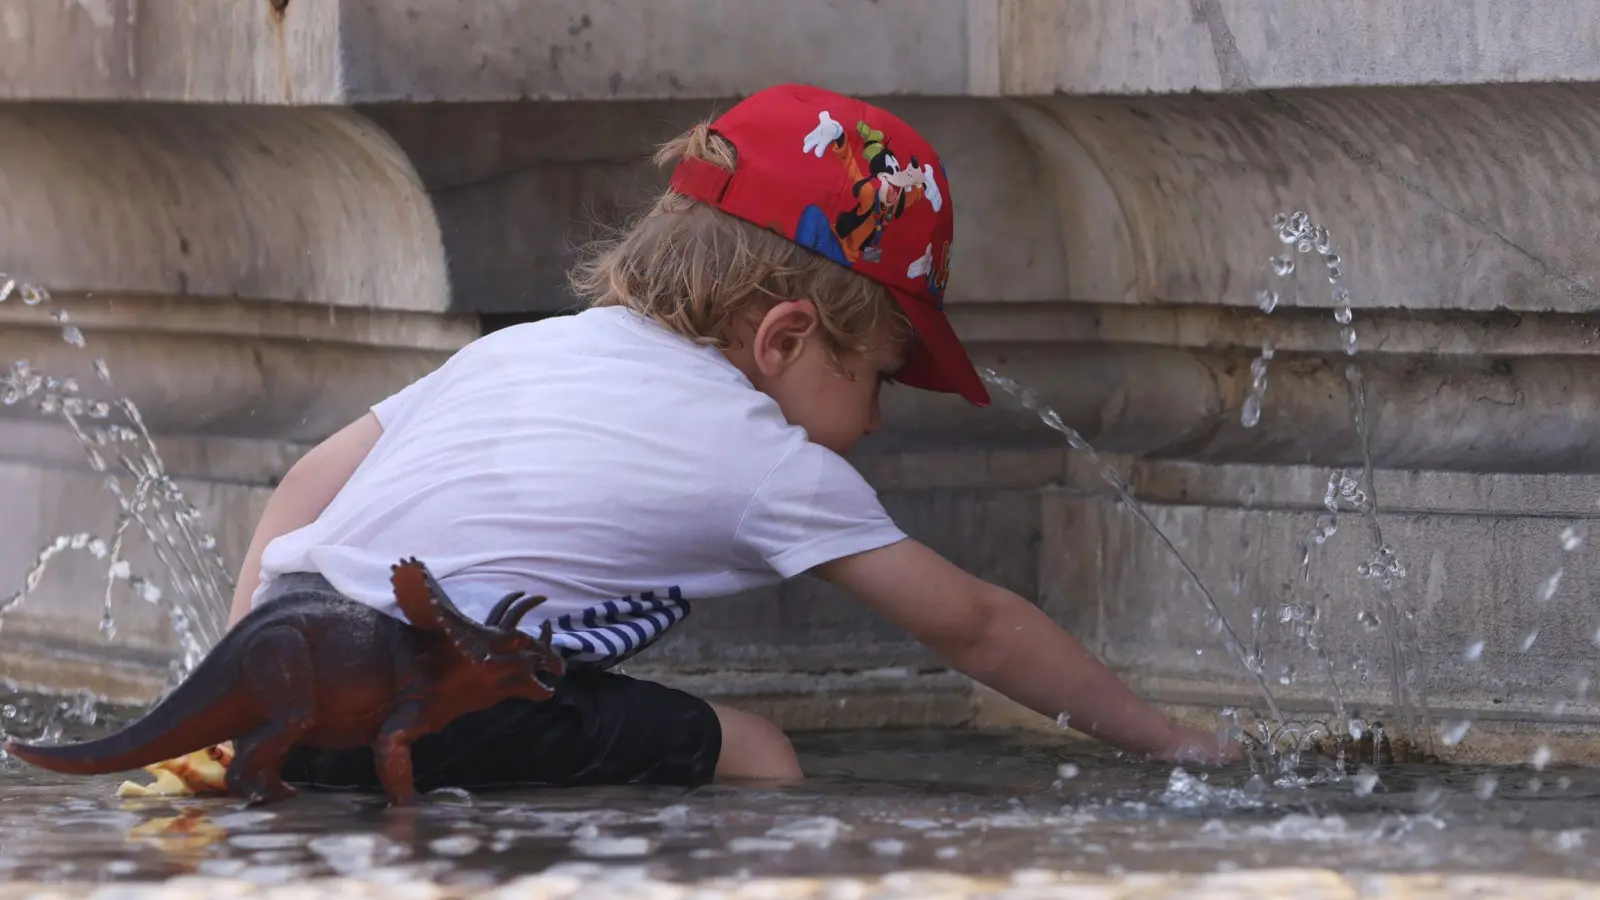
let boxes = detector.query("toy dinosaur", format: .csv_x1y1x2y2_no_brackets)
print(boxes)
3,557,565,806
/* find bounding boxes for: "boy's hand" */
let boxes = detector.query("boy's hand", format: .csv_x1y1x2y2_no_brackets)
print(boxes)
1156,726,1245,766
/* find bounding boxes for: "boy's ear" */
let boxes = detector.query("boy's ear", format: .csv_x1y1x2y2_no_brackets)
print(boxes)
751,299,821,377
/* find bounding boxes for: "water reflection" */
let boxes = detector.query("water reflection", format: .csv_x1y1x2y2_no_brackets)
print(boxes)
3,727,1600,887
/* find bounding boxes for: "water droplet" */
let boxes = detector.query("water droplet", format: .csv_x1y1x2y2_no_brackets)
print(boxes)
1055,712,1072,730
1532,744,1553,771
1056,763,1080,780
92,358,112,383
98,613,117,640
1414,782,1444,812
1271,255,1295,276
61,326,85,348
1348,717,1367,740
1334,305,1353,325
1474,773,1499,800
1537,569,1564,603
1297,238,1314,254
1357,609,1381,630
1255,289,1279,313
1561,526,1585,551
1241,396,1261,428
1314,228,1333,255
49,308,69,323
1324,252,1342,268
1463,639,1485,661
1439,719,1472,746
20,284,46,305
1352,767,1380,797
1341,326,1358,355
1328,266,1343,281
1520,629,1540,652
0,279,13,302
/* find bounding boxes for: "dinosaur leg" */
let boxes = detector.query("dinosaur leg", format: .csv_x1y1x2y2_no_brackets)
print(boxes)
225,626,318,805
372,702,428,806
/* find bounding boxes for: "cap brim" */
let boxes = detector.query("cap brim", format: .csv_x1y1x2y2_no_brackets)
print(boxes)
887,288,990,407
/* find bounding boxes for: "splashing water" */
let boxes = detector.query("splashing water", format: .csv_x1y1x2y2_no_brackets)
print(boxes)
1264,211,1433,755
988,208,1461,762
1240,342,1274,429
979,367,1284,728
0,274,234,742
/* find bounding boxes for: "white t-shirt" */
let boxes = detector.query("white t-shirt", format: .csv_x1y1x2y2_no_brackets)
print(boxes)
253,305,908,668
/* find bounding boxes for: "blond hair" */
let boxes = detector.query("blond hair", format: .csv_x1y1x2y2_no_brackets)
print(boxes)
568,123,908,364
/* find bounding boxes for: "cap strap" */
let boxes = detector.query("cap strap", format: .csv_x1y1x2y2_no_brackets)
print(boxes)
669,156,733,205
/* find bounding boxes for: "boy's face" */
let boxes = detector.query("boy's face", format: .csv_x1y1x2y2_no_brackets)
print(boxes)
741,300,907,457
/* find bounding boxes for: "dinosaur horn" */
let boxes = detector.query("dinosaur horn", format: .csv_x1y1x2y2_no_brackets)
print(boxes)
497,594,550,632
390,557,495,659
484,591,525,628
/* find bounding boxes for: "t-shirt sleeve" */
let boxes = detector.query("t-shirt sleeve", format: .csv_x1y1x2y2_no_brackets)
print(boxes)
733,441,908,579
370,367,442,429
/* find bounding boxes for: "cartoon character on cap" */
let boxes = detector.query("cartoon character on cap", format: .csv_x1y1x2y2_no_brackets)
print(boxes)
905,239,953,307
795,110,944,268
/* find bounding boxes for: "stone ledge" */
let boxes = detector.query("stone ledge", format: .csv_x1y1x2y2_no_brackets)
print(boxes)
949,301,1600,358
972,683,1600,768
0,625,172,708
11,1,1597,103
0,293,479,352
0,104,448,311
11,640,1600,767
1001,1,1600,95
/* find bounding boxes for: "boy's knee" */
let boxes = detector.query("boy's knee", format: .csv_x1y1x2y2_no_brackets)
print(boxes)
709,702,802,783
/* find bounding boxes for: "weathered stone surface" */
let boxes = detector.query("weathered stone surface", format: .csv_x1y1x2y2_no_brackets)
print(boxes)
10,1,1600,103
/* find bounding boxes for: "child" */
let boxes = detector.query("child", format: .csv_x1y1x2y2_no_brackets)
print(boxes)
228,84,1240,792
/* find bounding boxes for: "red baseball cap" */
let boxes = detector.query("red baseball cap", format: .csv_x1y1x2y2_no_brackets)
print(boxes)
668,83,990,407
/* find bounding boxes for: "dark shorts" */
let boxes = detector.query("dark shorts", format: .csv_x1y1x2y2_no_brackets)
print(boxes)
263,574,723,793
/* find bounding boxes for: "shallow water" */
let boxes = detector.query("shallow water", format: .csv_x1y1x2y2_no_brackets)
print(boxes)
3,724,1600,889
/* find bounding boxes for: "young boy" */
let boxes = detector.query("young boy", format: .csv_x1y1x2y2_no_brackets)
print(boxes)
230,84,1239,792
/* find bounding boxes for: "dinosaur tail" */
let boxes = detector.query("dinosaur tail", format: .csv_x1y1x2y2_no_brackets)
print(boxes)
3,650,258,776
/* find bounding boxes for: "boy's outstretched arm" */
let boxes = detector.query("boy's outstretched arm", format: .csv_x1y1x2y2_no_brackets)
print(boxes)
225,412,385,628
814,538,1241,764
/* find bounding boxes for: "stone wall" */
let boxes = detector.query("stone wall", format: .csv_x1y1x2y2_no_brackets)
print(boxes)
3,0,1599,764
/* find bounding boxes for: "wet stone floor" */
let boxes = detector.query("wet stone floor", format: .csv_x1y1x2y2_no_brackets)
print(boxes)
4,726,1600,897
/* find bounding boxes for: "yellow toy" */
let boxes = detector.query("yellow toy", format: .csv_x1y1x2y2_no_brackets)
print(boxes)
114,742,233,798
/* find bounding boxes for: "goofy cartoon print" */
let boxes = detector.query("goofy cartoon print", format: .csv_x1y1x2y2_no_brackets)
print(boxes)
795,110,945,270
